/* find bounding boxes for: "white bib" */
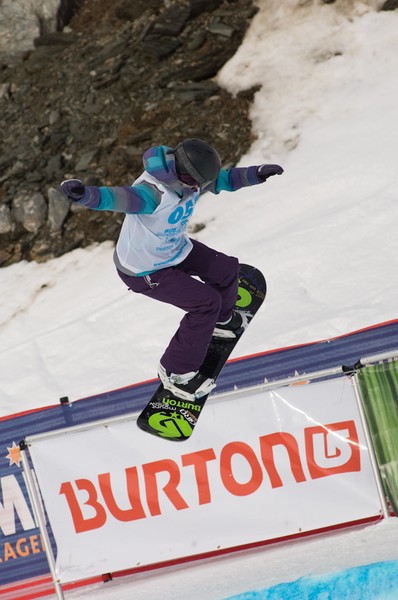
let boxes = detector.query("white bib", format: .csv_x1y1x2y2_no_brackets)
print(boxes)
115,172,199,275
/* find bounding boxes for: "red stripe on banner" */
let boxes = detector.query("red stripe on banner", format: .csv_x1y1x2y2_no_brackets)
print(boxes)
0,575,105,599
105,515,383,579
0,578,54,600
0,515,382,599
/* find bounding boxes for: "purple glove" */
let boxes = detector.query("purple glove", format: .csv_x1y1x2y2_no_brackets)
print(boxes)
256,164,284,182
60,179,85,201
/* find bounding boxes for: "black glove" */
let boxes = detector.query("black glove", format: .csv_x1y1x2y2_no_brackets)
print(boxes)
256,164,284,182
60,179,85,201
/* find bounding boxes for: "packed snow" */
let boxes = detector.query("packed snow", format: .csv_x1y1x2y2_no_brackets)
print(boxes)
1,0,398,598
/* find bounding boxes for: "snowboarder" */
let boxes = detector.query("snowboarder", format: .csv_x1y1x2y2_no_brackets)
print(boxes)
60,139,283,400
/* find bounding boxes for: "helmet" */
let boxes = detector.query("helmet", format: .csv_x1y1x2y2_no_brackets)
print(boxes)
174,139,221,186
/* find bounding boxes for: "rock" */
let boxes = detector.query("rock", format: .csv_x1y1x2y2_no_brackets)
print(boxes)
49,131,68,152
89,38,129,68
114,0,163,21
45,154,63,179
47,187,70,230
143,34,181,58
167,79,219,103
30,236,55,262
24,45,66,74
142,4,191,57
26,171,45,183
0,160,25,184
74,150,98,172
0,83,10,100
150,5,190,36
49,109,61,125
186,31,206,51
12,191,47,233
381,0,398,9
208,20,236,38
0,242,22,266
33,31,75,47
189,0,223,17
0,203,13,234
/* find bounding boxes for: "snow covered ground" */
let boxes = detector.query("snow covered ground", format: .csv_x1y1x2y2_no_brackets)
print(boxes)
1,1,398,598
63,519,398,600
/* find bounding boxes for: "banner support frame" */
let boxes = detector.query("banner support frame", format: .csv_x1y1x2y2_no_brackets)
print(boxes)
20,443,65,600
360,349,398,365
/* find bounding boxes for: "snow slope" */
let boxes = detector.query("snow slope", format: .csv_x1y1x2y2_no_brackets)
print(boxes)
1,1,398,598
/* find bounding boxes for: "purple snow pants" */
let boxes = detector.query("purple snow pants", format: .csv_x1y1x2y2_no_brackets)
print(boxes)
117,239,240,374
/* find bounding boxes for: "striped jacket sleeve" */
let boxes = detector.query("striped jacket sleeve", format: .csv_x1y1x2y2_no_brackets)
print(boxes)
73,183,162,214
206,166,261,194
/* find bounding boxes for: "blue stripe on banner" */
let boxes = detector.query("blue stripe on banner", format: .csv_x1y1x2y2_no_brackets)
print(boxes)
224,560,398,600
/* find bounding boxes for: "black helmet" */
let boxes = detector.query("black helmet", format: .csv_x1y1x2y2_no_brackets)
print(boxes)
174,138,221,186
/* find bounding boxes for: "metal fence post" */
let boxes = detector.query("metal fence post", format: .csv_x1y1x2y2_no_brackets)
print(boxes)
20,442,65,600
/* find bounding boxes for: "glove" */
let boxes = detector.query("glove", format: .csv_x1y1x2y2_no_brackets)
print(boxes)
60,179,85,201
256,164,284,182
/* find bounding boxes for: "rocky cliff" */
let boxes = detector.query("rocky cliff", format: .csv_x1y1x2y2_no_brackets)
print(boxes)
0,0,259,266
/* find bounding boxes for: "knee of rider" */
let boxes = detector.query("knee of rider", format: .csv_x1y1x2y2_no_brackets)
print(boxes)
206,286,222,315
221,256,240,286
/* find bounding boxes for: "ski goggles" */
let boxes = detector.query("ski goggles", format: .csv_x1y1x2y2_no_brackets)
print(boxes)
178,172,199,187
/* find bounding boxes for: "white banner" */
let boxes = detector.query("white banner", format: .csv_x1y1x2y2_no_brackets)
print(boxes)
27,377,383,584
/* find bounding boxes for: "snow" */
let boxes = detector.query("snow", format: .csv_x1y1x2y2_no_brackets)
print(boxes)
1,1,398,598
63,520,398,600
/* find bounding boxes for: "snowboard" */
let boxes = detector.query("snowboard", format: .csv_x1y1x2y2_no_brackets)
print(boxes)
136,264,266,441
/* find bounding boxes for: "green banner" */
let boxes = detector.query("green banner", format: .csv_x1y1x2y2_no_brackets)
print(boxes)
358,360,398,514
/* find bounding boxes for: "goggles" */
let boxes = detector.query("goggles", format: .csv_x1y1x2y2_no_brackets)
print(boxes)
178,172,199,187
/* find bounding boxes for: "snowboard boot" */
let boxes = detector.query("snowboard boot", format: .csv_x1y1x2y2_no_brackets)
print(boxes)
213,309,251,339
158,363,216,402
